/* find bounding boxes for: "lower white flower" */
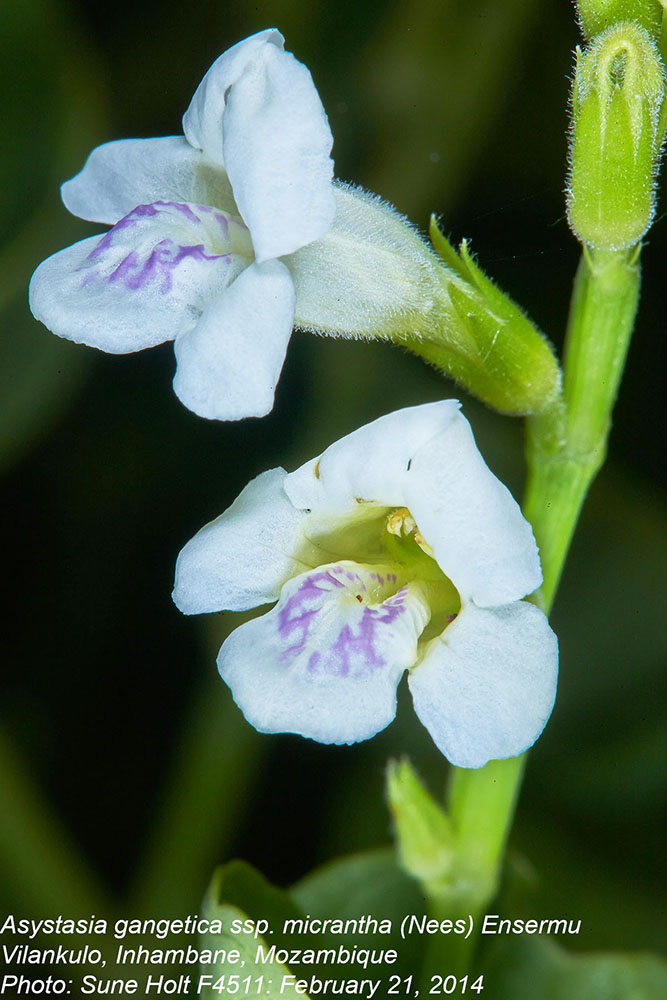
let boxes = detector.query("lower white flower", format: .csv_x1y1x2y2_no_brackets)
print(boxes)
173,401,558,768
28,29,335,421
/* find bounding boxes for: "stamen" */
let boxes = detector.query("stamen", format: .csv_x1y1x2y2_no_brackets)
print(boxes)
386,507,417,536
386,508,435,558
413,529,435,559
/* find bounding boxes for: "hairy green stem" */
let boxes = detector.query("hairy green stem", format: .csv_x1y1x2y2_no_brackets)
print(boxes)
420,244,641,982
524,245,640,608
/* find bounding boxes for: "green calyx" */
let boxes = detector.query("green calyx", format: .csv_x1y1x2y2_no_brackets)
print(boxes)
567,23,667,250
398,220,561,417
575,0,664,42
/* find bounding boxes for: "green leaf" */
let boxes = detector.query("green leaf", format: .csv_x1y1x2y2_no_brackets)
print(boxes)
291,848,426,977
207,860,307,935
291,848,424,923
484,938,667,999
202,853,427,993
200,862,310,1000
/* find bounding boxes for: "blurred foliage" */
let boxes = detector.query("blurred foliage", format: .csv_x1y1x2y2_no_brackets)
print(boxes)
360,0,544,217
483,937,667,998
292,849,426,977
0,0,107,471
201,855,667,995
1,1,665,996
200,862,307,999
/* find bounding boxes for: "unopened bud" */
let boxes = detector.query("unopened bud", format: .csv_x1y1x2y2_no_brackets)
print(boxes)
575,0,663,42
386,759,454,887
567,23,667,249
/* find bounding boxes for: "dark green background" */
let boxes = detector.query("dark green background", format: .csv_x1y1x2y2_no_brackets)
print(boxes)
2,0,665,964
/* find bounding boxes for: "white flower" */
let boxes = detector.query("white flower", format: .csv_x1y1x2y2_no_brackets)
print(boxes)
28,30,335,420
173,401,558,768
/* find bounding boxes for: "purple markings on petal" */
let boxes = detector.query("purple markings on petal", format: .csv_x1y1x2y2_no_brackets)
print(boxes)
277,565,409,679
81,200,240,294
108,250,140,285
88,203,163,259
278,568,345,657
169,202,204,225
328,588,407,678
108,241,226,293
196,204,235,239
197,205,250,234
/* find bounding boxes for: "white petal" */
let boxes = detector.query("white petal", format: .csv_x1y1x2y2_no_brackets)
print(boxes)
284,401,462,514
62,137,236,225
218,563,430,743
408,601,558,769
284,401,541,607
173,468,313,614
183,29,284,165
223,43,335,261
405,414,542,605
172,258,295,420
29,202,243,353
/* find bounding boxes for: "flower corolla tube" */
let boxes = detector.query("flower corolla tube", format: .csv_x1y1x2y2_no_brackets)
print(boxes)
173,401,558,768
29,30,336,420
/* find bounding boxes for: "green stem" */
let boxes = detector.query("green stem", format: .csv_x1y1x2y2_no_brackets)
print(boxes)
418,891,477,985
447,756,525,904
524,245,640,609
420,244,641,979
419,757,525,983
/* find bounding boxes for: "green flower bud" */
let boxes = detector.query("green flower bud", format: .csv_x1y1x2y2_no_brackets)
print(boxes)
386,759,455,888
567,23,667,250
575,0,663,42
411,221,562,416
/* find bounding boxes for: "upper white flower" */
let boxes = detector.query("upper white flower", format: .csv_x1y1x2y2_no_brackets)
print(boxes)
173,401,558,768
28,30,335,420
